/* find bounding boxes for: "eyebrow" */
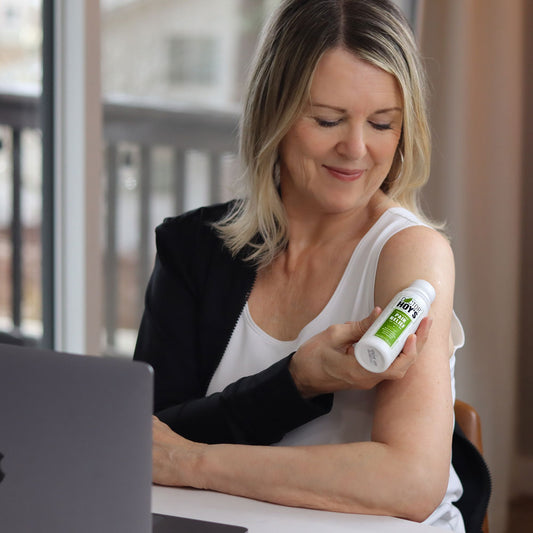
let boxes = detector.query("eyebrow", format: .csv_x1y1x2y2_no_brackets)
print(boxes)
310,103,403,114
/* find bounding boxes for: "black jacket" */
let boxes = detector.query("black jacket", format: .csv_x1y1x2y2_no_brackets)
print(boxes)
452,425,492,533
133,202,332,445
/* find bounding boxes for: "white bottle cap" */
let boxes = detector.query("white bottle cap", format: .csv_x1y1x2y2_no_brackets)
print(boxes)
410,279,436,304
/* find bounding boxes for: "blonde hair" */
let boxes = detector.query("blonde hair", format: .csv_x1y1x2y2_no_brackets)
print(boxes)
216,0,433,267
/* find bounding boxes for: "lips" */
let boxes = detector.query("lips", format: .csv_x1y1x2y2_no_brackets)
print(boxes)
323,165,365,181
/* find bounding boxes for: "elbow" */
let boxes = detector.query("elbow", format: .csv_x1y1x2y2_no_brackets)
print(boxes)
396,462,449,523
402,494,443,524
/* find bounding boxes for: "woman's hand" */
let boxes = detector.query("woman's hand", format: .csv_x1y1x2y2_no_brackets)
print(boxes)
289,308,432,398
152,416,205,487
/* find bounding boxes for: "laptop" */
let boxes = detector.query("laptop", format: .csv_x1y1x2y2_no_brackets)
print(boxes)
0,343,247,533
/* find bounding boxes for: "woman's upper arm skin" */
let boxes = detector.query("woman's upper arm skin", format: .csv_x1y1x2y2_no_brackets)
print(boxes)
371,225,456,512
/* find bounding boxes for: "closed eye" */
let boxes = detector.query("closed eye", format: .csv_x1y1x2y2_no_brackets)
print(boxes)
314,117,343,128
369,121,392,131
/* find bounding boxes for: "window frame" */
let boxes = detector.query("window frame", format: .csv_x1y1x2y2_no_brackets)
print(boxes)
50,0,103,354
42,0,54,348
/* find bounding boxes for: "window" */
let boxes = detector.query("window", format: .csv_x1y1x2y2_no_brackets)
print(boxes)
168,37,218,86
0,0,43,343
100,0,274,355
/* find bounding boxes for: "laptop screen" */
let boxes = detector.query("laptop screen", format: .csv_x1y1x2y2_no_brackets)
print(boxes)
0,343,153,533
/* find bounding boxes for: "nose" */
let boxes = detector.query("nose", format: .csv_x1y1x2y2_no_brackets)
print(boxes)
336,123,367,160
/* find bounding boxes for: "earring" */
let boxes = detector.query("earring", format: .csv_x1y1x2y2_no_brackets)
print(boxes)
384,150,404,190
394,149,404,181
273,160,281,186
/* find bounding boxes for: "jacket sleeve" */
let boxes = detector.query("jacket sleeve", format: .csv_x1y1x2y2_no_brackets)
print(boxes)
133,206,333,445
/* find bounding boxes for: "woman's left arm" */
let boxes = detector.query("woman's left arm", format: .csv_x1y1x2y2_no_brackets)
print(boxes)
153,226,456,522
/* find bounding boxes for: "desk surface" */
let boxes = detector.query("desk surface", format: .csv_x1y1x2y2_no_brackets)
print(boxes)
152,486,447,533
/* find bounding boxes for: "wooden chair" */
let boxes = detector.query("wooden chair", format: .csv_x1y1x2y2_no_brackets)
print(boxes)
454,399,489,533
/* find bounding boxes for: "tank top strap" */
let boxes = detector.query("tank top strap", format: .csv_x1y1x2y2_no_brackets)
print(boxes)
339,207,430,317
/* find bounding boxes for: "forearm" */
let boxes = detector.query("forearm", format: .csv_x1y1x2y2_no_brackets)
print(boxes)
137,250,333,445
189,441,443,522
154,354,332,444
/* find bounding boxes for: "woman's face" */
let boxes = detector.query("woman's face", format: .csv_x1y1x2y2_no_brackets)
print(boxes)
279,47,403,216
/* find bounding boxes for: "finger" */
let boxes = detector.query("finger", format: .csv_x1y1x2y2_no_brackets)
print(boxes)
152,417,175,442
402,331,418,356
384,334,418,379
414,316,433,352
153,416,165,430
340,307,382,344
152,419,166,440
325,307,381,350
389,316,432,371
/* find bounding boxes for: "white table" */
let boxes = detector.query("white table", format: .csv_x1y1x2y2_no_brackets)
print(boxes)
152,486,447,533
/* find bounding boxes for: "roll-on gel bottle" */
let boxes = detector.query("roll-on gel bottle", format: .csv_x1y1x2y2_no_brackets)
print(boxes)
354,279,435,373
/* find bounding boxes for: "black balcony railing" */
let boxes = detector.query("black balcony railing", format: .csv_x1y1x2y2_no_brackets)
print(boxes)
0,89,40,343
0,89,239,352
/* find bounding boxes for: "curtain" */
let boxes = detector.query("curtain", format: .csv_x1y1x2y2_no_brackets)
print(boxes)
418,1,524,531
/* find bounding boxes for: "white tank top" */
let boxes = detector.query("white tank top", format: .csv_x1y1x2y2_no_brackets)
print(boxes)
207,207,465,532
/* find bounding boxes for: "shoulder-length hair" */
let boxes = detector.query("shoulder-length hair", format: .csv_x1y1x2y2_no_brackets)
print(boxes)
215,0,433,268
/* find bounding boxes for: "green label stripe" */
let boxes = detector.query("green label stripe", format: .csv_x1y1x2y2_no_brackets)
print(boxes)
374,309,412,347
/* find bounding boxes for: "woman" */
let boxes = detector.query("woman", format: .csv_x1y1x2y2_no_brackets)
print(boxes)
134,0,465,530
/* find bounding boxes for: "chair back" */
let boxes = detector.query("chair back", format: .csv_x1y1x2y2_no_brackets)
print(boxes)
454,399,484,454
454,400,490,533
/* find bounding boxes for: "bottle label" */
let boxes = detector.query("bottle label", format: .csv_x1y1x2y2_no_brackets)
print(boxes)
374,296,422,347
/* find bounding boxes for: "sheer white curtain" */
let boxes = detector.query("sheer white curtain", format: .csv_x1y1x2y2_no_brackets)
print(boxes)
418,1,524,531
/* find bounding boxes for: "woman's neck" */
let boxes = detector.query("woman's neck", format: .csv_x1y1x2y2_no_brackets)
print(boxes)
282,190,391,255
